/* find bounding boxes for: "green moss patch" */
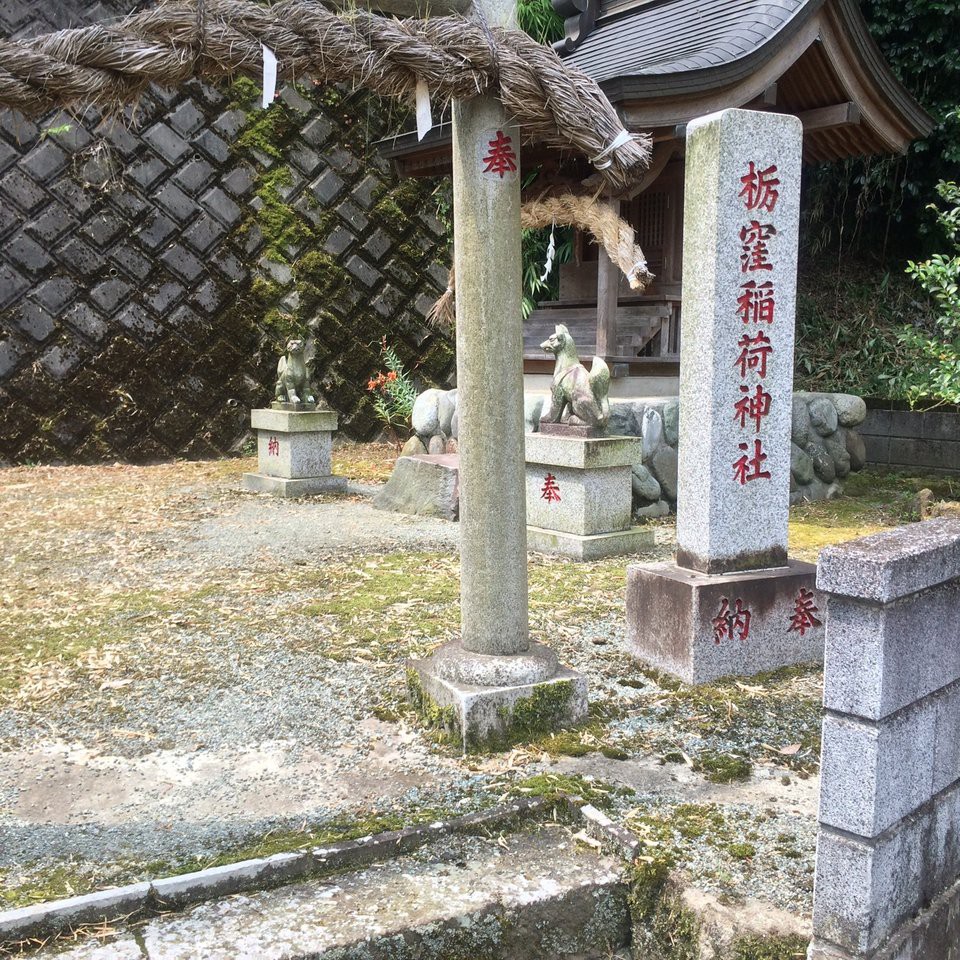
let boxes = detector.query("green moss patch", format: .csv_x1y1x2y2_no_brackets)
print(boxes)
510,773,632,811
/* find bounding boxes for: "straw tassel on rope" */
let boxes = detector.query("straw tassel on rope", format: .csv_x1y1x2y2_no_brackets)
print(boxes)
0,0,650,188
427,194,654,327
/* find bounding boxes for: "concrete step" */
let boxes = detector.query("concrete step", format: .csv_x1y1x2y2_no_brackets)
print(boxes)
41,824,630,960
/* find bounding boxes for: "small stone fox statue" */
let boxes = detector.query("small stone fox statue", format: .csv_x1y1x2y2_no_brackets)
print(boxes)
539,324,611,430
275,337,318,405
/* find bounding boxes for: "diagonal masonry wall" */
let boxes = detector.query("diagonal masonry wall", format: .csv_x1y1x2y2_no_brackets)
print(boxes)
0,0,454,464
811,518,960,960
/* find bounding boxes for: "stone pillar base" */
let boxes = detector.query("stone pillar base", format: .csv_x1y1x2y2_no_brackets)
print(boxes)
527,524,654,560
408,641,588,751
241,474,347,497
244,407,342,498
627,559,824,684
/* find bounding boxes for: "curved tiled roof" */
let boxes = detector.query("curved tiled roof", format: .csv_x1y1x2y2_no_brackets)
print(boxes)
566,0,819,84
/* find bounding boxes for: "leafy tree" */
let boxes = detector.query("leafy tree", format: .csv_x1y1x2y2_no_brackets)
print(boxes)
896,181,960,404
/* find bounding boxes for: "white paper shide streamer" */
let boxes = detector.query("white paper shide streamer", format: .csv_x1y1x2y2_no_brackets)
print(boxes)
539,221,556,284
261,44,278,108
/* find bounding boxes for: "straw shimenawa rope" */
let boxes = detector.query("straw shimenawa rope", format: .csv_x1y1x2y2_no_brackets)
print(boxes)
427,194,655,327
0,0,650,188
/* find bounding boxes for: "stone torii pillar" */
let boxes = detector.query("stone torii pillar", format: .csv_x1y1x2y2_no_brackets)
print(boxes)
409,0,587,750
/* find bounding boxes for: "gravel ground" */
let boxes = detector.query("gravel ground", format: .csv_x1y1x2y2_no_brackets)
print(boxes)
0,453,821,924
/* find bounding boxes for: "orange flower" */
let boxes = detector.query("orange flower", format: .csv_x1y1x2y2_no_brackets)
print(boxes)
386,371,398,382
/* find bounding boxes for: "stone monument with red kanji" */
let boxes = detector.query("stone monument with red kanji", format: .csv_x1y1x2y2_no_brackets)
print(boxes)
242,340,346,498
626,108,824,683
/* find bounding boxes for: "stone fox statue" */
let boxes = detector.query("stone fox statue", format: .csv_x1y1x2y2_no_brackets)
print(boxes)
539,324,611,430
275,337,318,405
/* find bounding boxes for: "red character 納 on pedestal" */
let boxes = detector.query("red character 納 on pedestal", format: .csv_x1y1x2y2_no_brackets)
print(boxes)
712,597,752,644
267,436,280,456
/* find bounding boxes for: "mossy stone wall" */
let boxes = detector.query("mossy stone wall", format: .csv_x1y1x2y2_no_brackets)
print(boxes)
0,0,454,463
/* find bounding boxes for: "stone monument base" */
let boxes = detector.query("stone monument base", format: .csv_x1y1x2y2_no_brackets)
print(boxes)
408,641,588,751
243,407,342,499
525,432,643,561
626,559,824,684
527,524,653,560
241,473,347,497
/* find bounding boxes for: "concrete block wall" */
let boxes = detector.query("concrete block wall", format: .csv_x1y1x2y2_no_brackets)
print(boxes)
811,518,960,960
0,0,453,464
860,404,960,475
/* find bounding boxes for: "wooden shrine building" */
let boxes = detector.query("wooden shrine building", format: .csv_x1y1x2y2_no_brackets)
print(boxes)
380,0,932,391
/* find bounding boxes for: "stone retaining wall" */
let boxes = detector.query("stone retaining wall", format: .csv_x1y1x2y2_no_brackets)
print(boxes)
0,0,453,464
406,388,867,515
811,518,960,960
860,403,960,476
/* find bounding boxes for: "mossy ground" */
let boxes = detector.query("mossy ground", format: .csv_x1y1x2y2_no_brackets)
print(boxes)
1,453,952,924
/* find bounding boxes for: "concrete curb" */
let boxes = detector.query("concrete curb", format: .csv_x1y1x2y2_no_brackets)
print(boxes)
0,798,549,950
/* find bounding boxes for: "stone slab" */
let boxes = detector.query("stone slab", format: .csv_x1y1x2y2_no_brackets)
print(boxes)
823,579,960,722
251,408,338,433
538,421,604,439
373,454,460,521
675,108,802,575
626,559,823,684
137,826,626,960
256,427,333,479
410,656,588,752
812,817,928,957
0,882,151,942
818,706,936,838
525,432,641,469
241,474,347,498
809,870,960,960
271,401,322,412
527,524,654,561
817,518,960,604
525,462,632,537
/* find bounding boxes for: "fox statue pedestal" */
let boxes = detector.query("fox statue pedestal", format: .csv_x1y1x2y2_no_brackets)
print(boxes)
242,404,347,498
525,431,654,559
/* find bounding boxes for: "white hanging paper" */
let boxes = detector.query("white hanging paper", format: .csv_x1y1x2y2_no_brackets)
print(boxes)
261,45,278,109
415,80,433,141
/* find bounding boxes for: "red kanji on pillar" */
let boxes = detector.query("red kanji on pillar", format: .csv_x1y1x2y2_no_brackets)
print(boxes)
734,330,774,378
734,384,773,433
712,597,752,644
740,221,777,272
739,162,780,212
482,130,518,179
267,436,280,456
733,438,772,484
737,281,776,324
788,587,822,636
541,473,561,503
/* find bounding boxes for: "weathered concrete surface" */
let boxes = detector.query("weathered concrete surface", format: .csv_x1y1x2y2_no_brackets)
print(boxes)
373,454,460,521
41,827,629,959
